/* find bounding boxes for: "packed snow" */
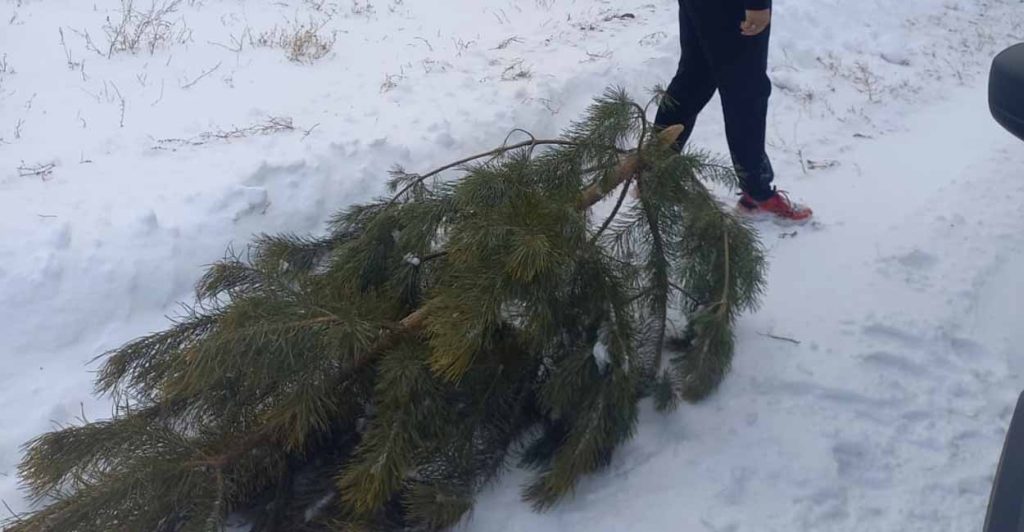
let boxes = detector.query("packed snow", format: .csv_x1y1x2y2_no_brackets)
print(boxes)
1,0,1021,530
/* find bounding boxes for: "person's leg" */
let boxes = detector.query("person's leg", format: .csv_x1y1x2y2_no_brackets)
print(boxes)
654,0,718,151
684,1,810,219
710,9,775,200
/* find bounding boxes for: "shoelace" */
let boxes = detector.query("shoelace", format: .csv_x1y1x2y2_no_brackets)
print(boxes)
766,190,810,216
773,190,797,211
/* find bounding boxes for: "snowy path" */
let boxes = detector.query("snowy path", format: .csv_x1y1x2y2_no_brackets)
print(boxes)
468,70,1024,532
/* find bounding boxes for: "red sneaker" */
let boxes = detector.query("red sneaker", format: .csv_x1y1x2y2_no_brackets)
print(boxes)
737,190,813,222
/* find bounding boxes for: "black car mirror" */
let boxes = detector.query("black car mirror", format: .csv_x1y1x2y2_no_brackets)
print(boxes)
990,43,1024,141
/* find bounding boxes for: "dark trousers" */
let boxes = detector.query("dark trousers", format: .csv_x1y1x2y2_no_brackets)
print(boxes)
655,0,774,200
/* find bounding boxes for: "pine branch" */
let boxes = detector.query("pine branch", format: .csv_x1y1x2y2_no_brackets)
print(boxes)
668,281,702,307
386,137,579,209
589,179,632,246
391,125,685,343
717,231,732,317
641,199,669,373
15,87,768,531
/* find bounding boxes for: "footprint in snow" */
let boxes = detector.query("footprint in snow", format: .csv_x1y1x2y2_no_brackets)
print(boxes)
877,248,939,289
859,350,929,376
861,323,927,349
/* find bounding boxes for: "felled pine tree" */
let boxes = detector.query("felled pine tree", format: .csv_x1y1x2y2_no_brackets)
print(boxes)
9,88,765,532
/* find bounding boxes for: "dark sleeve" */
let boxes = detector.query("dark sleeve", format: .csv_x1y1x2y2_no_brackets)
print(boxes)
745,0,771,9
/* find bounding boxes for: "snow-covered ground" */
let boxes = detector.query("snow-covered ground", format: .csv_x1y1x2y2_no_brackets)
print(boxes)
1,0,1022,530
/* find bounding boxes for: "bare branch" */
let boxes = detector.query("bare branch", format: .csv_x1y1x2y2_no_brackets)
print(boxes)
301,123,320,139
759,332,801,345
181,61,222,89
153,117,296,150
18,161,57,180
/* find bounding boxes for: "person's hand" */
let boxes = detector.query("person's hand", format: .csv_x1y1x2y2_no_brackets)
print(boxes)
740,9,771,36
